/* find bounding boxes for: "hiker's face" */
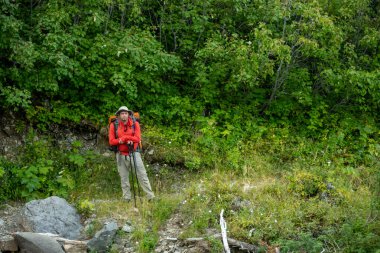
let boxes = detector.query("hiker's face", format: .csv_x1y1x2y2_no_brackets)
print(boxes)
119,111,129,122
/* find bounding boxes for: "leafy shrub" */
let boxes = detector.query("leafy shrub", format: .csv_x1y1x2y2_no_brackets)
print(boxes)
288,171,326,198
76,199,95,218
1,154,74,201
0,132,89,201
0,158,19,202
142,126,187,166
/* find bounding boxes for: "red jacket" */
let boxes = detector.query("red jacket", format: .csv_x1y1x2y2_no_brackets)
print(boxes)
108,117,141,155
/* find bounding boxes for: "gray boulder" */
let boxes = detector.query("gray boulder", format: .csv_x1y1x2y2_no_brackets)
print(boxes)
87,220,118,253
14,232,65,253
23,196,83,240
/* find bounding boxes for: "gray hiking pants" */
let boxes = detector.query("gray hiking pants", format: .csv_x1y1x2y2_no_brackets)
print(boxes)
116,152,155,200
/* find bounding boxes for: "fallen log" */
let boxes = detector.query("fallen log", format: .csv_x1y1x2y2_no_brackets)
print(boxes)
184,234,259,253
226,237,259,252
36,233,87,253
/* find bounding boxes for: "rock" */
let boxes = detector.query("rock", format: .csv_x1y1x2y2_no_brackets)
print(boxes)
0,235,18,252
2,125,12,137
153,163,161,172
23,196,83,240
87,220,118,253
102,152,112,157
122,223,133,233
14,232,65,253
231,197,252,211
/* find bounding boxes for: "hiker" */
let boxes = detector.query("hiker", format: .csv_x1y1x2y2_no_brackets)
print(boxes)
109,106,155,202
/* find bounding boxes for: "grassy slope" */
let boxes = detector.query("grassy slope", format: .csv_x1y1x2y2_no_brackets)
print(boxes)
72,127,379,253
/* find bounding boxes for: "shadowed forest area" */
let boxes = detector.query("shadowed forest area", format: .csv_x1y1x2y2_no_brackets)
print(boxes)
1,0,379,252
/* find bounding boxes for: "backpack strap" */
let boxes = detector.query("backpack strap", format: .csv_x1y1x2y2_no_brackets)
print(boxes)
108,118,119,153
129,112,142,152
114,119,119,139
131,119,136,135
129,111,136,135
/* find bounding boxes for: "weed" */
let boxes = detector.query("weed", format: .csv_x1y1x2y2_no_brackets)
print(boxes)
207,236,224,252
85,219,102,238
275,232,324,253
149,196,181,231
137,233,159,252
76,199,95,218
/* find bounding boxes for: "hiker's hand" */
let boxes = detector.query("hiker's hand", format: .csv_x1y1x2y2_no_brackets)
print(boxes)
121,135,133,142
118,139,124,144
127,141,133,145
121,136,129,142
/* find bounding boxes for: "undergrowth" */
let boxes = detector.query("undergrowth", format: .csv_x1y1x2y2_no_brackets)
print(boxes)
0,124,379,252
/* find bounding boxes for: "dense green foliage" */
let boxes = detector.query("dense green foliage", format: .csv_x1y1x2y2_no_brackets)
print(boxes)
1,0,379,252
1,0,379,129
0,131,114,201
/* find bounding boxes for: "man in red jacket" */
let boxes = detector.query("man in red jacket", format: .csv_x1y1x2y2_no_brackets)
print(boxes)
109,106,155,202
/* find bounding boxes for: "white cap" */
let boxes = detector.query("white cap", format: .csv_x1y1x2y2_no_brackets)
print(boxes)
115,106,131,115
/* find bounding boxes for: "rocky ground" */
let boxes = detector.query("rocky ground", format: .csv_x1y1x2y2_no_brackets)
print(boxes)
0,203,27,237
154,212,218,253
0,201,218,253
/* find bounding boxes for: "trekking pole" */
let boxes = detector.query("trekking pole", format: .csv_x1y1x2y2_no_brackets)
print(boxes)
129,143,142,204
127,150,137,208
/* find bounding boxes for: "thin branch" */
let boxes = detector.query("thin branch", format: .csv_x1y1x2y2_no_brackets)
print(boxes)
262,0,293,112
104,0,114,34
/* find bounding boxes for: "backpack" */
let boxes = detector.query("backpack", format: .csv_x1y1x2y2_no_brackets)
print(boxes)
108,115,119,153
108,112,142,153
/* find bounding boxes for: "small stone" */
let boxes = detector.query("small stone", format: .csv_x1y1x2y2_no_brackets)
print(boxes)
122,224,133,233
